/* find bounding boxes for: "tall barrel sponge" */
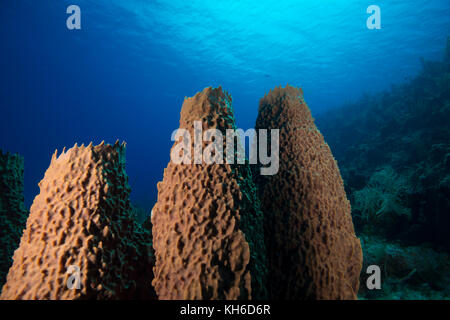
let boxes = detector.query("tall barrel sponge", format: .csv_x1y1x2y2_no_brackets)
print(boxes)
0,151,28,287
254,85,363,299
152,87,267,300
0,142,156,300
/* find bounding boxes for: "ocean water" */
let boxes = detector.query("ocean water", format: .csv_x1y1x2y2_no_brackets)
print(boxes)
0,0,449,210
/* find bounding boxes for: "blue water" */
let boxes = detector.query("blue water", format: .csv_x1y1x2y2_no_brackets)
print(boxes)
1,0,449,209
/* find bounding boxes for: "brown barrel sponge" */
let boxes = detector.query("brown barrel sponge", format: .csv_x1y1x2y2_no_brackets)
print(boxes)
0,142,155,300
254,85,363,300
0,151,28,287
152,87,267,300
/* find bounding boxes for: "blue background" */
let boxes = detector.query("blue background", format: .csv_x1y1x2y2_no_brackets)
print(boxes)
1,0,449,210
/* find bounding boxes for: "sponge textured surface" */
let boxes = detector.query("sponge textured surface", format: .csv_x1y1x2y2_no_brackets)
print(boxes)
0,142,155,300
254,85,363,299
152,87,267,300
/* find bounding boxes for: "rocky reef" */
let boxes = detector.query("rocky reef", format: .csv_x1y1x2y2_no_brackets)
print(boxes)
0,142,155,300
0,151,28,288
151,87,267,300
254,85,363,299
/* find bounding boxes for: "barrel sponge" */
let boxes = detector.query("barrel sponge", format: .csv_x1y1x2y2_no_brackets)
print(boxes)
0,151,28,287
152,87,267,300
0,142,156,300
254,85,363,299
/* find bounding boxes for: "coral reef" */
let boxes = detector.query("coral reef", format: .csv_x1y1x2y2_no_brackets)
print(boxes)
316,38,450,249
316,38,450,299
353,166,411,237
131,204,150,224
254,85,362,299
359,235,450,299
0,151,28,287
0,142,155,300
151,86,267,300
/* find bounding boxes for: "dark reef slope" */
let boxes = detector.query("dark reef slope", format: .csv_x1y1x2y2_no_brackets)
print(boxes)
1,142,155,300
254,85,363,300
316,38,450,249
316,38,450,299
0,151,28,288
152,87,267,300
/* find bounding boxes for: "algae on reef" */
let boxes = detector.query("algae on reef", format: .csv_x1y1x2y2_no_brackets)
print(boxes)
0,151,28,288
